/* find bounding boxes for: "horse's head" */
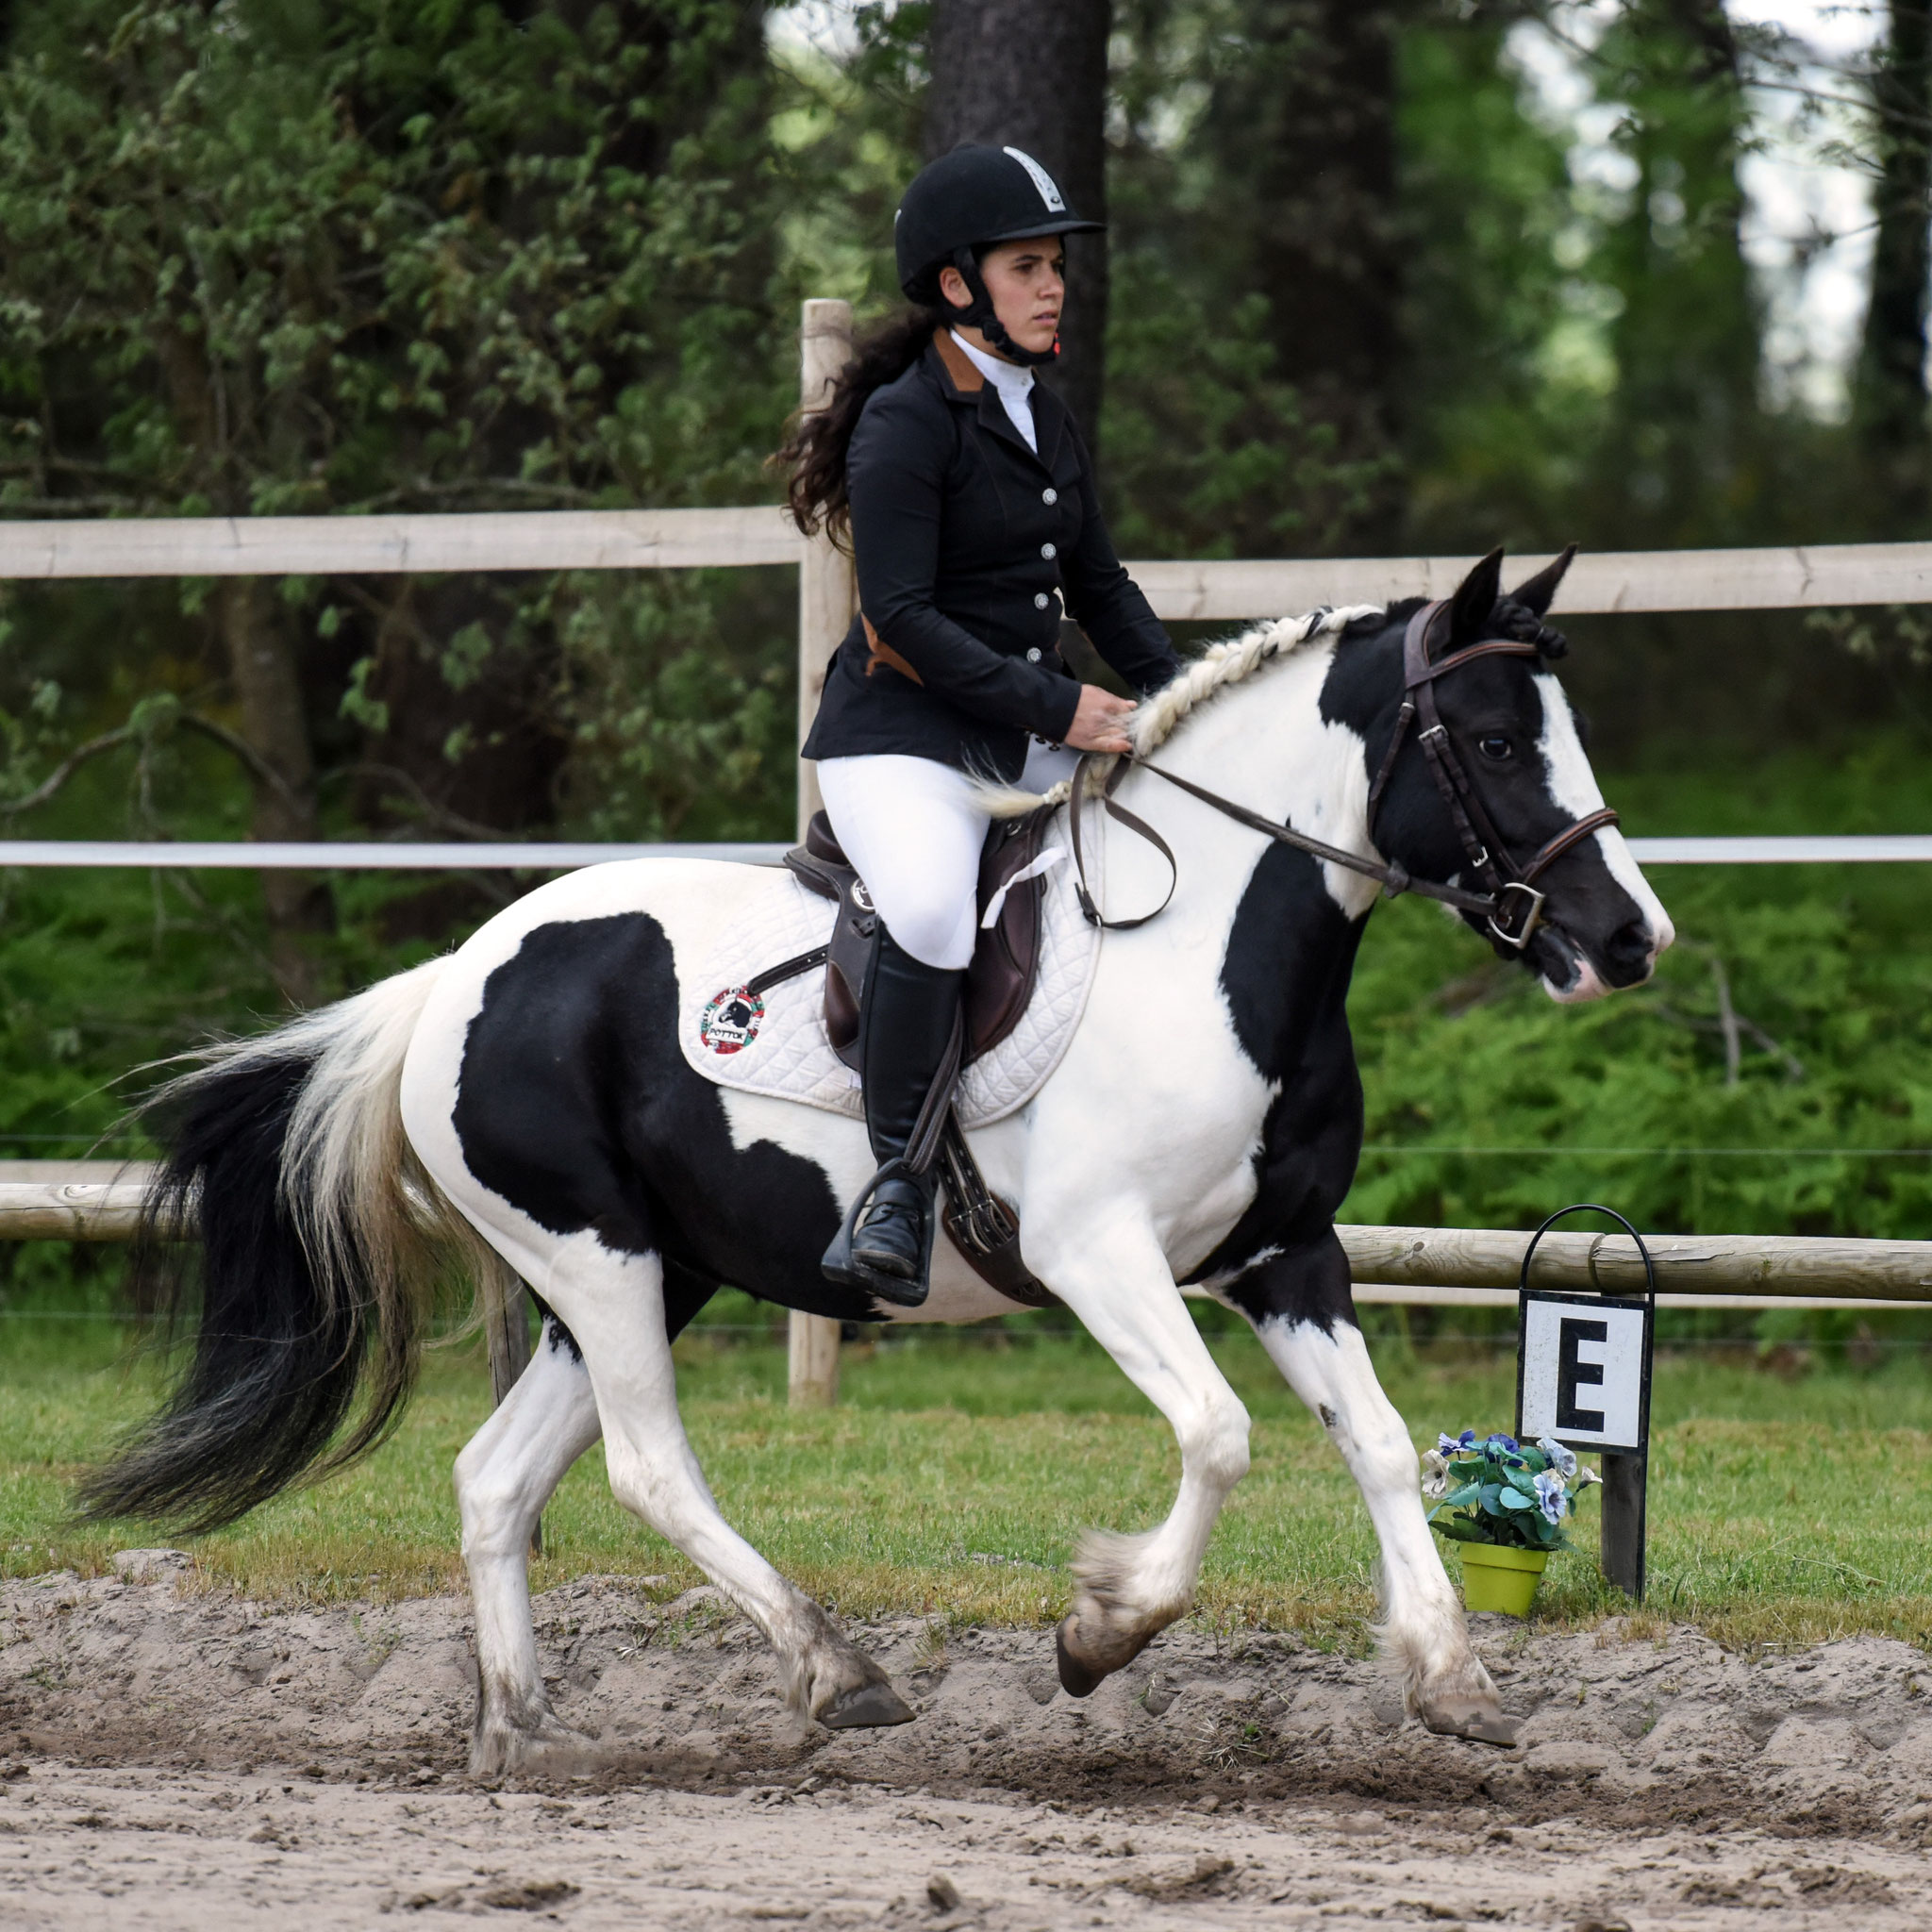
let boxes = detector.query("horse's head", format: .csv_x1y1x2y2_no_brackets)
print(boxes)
1342,547,1674,1002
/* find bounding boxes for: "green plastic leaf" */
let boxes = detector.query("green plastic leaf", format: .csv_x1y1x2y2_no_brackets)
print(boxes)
1500,1489,1535,1510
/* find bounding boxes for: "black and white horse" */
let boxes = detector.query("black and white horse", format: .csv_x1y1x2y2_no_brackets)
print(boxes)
86,550,1671,1774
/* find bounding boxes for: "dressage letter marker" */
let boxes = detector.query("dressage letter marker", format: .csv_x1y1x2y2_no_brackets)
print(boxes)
1518,1293,1650,1452
1514,1205,1657,1602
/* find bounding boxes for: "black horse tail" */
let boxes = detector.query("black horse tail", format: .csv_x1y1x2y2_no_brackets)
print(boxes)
78,958,506,1534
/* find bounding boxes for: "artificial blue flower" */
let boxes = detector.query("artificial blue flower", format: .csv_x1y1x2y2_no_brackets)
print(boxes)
1538,1437,1578,1478
1533,1469,1569,1524
1482,1433,1520,1457
1439,1430,1476,1455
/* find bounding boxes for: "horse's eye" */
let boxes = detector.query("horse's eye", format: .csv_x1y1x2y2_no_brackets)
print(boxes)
1478,735,1512,762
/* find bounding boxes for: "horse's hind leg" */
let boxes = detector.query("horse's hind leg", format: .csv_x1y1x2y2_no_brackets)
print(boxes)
522,1228,913,1733
1223,1237,1517,1745
456,1313,602,1776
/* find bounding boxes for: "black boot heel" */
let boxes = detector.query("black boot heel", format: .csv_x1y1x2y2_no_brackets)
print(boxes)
821,1159,936,1308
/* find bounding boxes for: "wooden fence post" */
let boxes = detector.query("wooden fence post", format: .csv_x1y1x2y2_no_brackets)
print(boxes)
790,297,856,1410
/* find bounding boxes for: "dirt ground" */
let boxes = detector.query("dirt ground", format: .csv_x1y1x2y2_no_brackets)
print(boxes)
3,1561,1930,1929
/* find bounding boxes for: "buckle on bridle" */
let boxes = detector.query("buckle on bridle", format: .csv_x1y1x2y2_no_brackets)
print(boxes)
1487,880,1546,951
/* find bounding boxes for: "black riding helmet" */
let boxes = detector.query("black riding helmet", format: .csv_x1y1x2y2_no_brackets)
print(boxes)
895,144,1104,367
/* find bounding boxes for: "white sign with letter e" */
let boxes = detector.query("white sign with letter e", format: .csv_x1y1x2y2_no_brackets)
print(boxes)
1517,1291,1652,1455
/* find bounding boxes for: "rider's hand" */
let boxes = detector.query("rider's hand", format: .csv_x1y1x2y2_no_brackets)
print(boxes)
1064,685,1137,756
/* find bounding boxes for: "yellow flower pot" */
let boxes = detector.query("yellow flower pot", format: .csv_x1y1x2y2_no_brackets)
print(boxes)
1457,1541,1549,1616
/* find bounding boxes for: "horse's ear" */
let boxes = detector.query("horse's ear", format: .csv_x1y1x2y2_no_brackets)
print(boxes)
1446,547,1506,646
1509,544,1577,620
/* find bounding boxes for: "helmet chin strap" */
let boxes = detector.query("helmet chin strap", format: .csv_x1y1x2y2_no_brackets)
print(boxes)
948,246,1059,368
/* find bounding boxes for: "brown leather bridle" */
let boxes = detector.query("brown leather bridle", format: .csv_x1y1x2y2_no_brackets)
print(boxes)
1070,598,1619,951
1361,599,1620,950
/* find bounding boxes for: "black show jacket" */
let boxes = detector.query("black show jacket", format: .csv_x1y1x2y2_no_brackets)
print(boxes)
800,333,1180,782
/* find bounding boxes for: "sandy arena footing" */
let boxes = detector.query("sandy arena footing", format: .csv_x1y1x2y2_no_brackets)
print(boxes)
2,1568,1929,1927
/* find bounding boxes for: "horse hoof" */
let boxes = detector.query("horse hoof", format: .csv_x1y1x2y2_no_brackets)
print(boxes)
820,1681,915,1729
471,1718,598,1779
1055,1619,1105,1699
1422,1702,1520,1747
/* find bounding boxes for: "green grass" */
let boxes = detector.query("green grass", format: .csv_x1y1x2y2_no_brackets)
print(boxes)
1,737,1928,1648
6,1313,1928,1654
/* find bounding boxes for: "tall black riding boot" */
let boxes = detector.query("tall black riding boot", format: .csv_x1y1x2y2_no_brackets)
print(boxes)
820,930,964,1308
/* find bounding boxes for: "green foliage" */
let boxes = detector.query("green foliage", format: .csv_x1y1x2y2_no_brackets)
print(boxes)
1345,743,1932,1248
0,0,783,519
0,0,799,842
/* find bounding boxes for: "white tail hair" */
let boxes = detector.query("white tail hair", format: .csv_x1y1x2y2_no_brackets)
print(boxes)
157,957,511,1349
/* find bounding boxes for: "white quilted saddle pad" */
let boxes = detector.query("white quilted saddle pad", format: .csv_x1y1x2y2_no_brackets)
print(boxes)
678,808,1101,1127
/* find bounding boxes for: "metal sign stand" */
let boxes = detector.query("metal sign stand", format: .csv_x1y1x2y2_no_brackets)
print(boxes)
1515,1204,1657,1601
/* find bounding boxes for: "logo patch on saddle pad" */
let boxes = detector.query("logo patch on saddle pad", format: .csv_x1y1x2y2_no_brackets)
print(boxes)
699,985,765,1056
679,820,1102,1127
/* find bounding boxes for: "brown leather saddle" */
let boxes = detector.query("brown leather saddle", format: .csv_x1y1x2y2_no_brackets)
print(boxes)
781,807,1055,1070
749,805,1061,1309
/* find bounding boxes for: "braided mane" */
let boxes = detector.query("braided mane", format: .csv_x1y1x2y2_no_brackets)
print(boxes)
1127,604,1385,756
979,604,1385,817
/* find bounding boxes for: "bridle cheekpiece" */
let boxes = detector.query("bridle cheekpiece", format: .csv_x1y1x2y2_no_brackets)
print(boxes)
1362,600,1619,950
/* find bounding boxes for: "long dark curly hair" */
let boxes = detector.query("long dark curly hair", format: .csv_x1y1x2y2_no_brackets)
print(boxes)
774,307,947,547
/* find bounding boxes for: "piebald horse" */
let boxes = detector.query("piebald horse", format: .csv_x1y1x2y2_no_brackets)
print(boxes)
84,549,1672,1774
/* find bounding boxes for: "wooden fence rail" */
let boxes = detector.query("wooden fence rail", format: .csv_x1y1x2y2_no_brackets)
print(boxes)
9,512,1932,619
5,1178,1924,1305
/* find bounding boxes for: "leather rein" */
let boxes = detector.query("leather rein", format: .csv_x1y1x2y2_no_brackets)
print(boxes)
1068,600,1619,951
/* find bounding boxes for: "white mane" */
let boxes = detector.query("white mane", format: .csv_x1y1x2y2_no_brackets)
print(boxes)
982,604,1385,816
1128,603,1384,755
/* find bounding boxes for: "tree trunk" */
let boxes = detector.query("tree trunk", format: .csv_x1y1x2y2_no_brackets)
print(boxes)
925,0,1112,444
1857,0,1932,520
153,320,334,1002
1197,0,1407,549
214,577,333,1005
1601,0,1760,545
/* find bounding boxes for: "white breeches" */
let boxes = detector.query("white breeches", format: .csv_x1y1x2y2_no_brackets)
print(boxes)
817,742,1079,969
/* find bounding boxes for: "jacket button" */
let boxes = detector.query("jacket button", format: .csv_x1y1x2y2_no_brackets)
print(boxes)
1041,542,1057,559
1033,592,1051,609
1042,488,1058,505
1026,647,1042,662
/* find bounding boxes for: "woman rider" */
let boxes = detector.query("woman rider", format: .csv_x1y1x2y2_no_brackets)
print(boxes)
781,143,1182,1309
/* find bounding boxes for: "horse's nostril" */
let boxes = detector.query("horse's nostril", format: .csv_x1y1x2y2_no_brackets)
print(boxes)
1604,920,1655,975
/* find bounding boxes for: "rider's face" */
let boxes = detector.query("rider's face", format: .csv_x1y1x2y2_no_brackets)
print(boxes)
941,238,1065,358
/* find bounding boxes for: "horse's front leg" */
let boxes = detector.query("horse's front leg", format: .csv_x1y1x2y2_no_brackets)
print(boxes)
1024,1210,1253,1696
1222,1236,1518,1745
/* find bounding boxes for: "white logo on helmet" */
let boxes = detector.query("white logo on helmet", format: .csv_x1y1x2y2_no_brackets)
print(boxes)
1003,147,1066,213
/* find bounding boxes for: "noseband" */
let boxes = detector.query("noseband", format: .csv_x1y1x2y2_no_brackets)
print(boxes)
1070,599,1619,949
